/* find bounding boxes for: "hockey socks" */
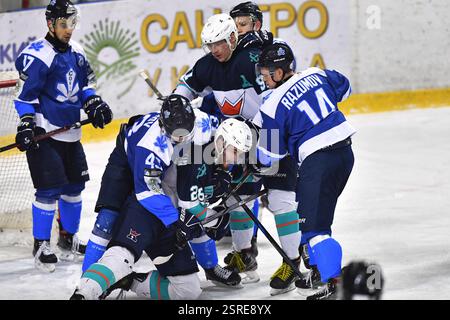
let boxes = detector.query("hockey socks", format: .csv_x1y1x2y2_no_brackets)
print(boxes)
131,271,202,300
190,235,218,269
82,208,118,273
32,199,56,240
274,211,301,259
58,194,82,234
229,210,254,251
310,235,342,283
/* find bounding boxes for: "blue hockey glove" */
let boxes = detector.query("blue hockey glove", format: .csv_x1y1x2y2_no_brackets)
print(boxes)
15,114,38,152
83,95,113,129
204,205,230,241
175,208,204,250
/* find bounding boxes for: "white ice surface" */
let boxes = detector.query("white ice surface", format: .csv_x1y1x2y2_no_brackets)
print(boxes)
1,107,450,300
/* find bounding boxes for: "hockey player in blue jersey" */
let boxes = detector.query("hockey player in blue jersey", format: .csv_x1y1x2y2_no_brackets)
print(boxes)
255,43,356,299
81,100,243,288
175,13,300,292
72,96,250,300
13,0,113,272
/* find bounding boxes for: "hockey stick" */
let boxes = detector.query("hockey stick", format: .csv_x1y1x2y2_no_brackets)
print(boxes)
0,119,91,153
231,192,304,280
138,69,165,100
201,188,268,226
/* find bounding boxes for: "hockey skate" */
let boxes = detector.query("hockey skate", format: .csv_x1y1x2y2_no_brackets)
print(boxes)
225,248,259,284
33,239,58,273
204,265,243,288
305,278,339,300
269,257,301,296
224,235,258,264
295,265,324,293
57,229,86,262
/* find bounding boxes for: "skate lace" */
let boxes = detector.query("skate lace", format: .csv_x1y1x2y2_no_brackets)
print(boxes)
228,252,246,272
271,262,293,281
71,234,80,253
214,265,233,280
35,240,54,258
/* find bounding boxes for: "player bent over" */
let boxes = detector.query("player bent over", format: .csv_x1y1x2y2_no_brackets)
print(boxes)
71,95,201,300
98,118,254,299
13,0,112,272
81,98,242,288
256,43,356,299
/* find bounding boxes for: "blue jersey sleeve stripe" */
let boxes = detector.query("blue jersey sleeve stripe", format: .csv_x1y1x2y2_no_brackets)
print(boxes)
81,88,96,104
138,195,179,227
14,100,36,117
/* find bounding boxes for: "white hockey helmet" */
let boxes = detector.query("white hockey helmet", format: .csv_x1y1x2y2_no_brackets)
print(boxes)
214,118,253,165
201,13,238,51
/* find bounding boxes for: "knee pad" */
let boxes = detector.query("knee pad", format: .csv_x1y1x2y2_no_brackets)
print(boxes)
267,189,297,214
95,246,134,280
167,273,202,300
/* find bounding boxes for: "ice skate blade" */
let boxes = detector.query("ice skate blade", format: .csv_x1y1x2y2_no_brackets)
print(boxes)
58,249,83,262
210,280,244,289
241,271,260,284
296,284,326,297
270,282,296,296
34,259,56,273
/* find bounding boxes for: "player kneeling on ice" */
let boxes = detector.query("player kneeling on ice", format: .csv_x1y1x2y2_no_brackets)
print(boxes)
71,96,248,299
71,95,201,300
80,100,247,290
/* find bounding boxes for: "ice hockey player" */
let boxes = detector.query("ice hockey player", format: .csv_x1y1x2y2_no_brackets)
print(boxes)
71,97,252,299
96,117,255,299
81,96,242,288
13,0,113,272
174,13,300,294
255,43,356,300
229,1,296,71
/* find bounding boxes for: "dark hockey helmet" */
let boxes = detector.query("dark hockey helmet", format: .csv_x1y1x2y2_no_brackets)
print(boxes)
160,94,196,143
229,2,263,24
45,0,78,21
341,261,384,300
257,43,294,74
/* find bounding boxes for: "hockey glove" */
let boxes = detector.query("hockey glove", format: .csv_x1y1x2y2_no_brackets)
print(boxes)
15,114,38,152
83,95,113,129
210,167,233,203
175,208,204,250
204,205,230,241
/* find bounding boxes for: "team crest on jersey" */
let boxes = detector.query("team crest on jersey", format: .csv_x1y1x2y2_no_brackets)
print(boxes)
56,69,80,103
215,93,245,117
127,229,141,243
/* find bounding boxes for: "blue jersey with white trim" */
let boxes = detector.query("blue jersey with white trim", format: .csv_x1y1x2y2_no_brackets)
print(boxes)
125,109,217,227
14,38,96,142
257,68,356,166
